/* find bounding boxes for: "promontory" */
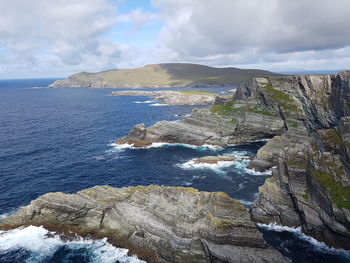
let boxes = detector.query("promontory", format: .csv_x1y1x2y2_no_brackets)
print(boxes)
49,63,281,89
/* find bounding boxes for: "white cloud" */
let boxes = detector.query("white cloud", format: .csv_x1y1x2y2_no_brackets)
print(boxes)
1,0,350,78
117,8,158,31
153,0,350,70
0,0,126,77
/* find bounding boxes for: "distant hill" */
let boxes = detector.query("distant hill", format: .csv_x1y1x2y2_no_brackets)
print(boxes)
49,63,282,88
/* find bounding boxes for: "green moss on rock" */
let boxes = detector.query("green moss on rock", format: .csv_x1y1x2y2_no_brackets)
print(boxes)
311,169,350,210
260,83,300,114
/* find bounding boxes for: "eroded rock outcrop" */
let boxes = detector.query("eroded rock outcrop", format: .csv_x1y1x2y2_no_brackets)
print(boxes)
250,118,350,249
117,71,350,250
111,90,217,105
0,185,286,263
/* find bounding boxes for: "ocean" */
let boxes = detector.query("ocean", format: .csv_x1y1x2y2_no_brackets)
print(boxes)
0,79,349,262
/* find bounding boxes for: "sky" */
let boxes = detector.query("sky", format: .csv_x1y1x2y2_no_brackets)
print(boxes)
0,0,350,78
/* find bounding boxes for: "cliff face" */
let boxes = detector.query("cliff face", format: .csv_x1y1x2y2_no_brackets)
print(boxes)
0,185,286,263
250,118,350,249
118,71,350,249
236,71,350,249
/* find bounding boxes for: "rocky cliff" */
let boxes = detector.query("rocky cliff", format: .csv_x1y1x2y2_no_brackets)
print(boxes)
0,185,286,263
117,71,350,249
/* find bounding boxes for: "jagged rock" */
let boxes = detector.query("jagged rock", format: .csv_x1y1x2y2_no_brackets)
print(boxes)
117,70,350,250
111,90,217,105
250,119,350,249
118,71,350,147
0,185,286,263
117,105,285,146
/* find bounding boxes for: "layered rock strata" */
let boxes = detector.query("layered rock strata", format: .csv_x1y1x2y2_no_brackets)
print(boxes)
118,71,350,249
0,185,286,263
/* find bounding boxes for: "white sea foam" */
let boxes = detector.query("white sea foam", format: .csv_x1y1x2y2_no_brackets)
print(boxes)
108,142,223,152
24,86,49,89
176,151,251,174
0,226,145,263
239,200,252,207
176,158,236,175
149,103,169,106
258,223,350,257
175,149,273,176
244,167,273,176
133,100,153,104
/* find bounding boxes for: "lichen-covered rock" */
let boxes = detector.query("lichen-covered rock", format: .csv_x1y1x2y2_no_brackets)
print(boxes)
0,185,286,263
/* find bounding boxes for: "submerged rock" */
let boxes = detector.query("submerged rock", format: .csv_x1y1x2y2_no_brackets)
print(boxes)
0,185,286,263
194,156,235,164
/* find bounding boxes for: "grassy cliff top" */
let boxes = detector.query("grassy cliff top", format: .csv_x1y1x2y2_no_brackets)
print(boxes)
55,63,282,88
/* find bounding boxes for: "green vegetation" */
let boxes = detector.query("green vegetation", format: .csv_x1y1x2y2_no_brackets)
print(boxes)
302,190,309,200
210,101,235,114
261,83,300,113
178,90,215,96
62,63,281,88
210,101,274,117
262,83,294,102
286,120,299,128
287,160,306,168
311,169,350,210
321,129,343,145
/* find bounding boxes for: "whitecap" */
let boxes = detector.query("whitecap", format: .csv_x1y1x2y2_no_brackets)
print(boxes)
0,226,145,263
244,167,272,176
257,223,350,257
24,86,49,89
133,100,154,104
224,150,272,176
108,142,223,152
149,103,169,106
175,156,236,175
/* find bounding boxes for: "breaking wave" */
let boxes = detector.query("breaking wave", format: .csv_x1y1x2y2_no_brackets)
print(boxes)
132,100,154,104
175,157,236,175
258,223,350,258
108,142,223,152
175,150,272,176
0,226,145,263
149,103,169,106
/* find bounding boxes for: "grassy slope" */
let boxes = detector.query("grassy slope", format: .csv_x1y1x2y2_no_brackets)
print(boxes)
71,63,281,87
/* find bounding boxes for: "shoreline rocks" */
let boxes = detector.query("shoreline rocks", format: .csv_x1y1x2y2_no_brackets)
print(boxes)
111,90,217,105
194,156,236,164
0,185,286,263
116,70,350,250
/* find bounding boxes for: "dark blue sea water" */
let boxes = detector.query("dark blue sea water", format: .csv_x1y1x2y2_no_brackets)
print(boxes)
0,79,349,263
